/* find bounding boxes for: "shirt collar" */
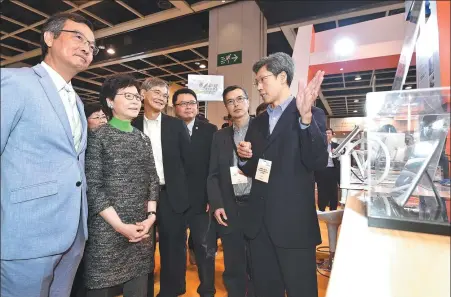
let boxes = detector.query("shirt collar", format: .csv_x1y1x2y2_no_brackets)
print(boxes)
232,116,250,132
41,61,72,92
266,95,293,115
186,118,195,132
144,112,162,123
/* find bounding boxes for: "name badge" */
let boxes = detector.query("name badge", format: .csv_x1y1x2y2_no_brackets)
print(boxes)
255,159,272,183
230,166,248,185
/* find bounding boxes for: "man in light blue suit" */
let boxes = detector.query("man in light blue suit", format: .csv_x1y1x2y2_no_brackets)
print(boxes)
1,12,97,297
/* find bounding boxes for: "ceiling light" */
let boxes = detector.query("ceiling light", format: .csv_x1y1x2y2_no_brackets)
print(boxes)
354,75,362,81
354,99,359,103
405,85,412,90
222,0,226,2
199,64,206,69
106,47,115,55
353,110,358,113
340,68,344,71
195,62,200,65
334,37,355,57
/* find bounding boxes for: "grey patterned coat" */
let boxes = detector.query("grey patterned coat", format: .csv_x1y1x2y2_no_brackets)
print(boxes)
84,124,159,289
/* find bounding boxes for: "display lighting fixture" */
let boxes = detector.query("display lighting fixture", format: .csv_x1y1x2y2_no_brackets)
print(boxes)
353,110,358,113
106,47,115,55
354,75,362,81
405,85,412,90
340,68,344,71
199,64,206,69
354,99,359,103
334,38,355,57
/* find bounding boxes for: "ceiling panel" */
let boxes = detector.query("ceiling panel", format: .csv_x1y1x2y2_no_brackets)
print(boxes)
84,1,139,25
120,0,174,15
18,0,73,15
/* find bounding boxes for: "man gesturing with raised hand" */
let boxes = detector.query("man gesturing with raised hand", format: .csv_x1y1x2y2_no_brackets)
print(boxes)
237,52,328,297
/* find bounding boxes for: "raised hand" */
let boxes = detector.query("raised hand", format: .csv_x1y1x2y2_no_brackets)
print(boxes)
296,70,325,124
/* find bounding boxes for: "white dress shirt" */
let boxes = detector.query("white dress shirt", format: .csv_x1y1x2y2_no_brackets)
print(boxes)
186,119,195,136
41,62,82,153
143,113,165,185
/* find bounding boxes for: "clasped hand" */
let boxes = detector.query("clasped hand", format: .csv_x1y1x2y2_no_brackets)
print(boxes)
116,216,156,243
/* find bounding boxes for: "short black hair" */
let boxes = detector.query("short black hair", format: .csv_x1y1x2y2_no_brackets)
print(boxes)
222,85,249,105
99,74,141,119
84,102,104,119
326,128,334,134
172,88,197,106
40,12,94,60
256,102,268,116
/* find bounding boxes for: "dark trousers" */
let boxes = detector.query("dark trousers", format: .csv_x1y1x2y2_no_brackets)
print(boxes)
248,224,317,297
315,167,339,211
221,229,254,297
155,189,187,297
86,275,147,297
186,211,217,297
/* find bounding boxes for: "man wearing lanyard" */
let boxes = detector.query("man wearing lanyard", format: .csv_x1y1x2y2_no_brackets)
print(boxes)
208,85,255,297
237,52,327,297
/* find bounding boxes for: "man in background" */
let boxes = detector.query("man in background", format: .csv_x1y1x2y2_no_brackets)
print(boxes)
173,88,217,297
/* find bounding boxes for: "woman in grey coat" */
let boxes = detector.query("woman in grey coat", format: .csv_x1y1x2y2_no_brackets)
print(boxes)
84,74,159,297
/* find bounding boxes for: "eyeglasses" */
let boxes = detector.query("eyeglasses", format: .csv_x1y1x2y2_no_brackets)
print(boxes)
253,74,274,87
60,30,99,55
117,92,144,102
89,115,107,121
225,96,247,106
175,101,197,107
149,89,169,100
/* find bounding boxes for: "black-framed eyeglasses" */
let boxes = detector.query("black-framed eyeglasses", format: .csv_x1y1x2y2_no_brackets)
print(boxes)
149,89,169,100
225,96,247,106
175,101,197,107
117,92,144,102
60,30,99,55
253,74,274,87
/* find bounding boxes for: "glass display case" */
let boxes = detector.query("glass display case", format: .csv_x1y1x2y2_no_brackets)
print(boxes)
365,87,450,235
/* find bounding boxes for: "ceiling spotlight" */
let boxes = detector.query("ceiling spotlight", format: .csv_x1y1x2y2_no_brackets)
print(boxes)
199,64,206,69
354,99,359,103
340,68,344,71
106,47,115,55
405,85,412,90
222,0,226,2
353,110,358,113
157,0,172,9
195,62,200,65
334,37,355,57
354,75,362,81
98,45,105,50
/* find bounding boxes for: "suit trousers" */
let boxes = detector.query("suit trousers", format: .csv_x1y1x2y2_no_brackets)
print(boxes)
221,227,254,297
155,188,187,297
186,211,217,297
315,167,339,211
1,217,85,297
248,223,318,297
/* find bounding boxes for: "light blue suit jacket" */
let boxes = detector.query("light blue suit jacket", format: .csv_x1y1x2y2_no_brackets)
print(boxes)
1,64,89,260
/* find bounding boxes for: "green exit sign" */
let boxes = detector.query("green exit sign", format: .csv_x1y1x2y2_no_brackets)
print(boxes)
217,50,242,67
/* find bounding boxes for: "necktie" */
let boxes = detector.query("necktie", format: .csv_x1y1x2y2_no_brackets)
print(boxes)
64,84,82,152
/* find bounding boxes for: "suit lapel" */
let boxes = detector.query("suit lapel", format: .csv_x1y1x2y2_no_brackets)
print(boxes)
190,118,200,142
224,127,235,166
265,99,297,149
33,64,75,152
76,93,88,154
161,113,169,161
